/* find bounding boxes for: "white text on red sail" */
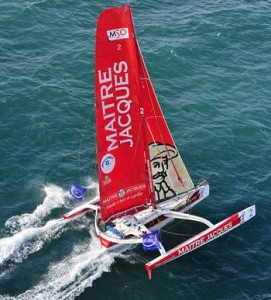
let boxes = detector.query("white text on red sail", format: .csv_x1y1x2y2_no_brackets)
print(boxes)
98,61,133,152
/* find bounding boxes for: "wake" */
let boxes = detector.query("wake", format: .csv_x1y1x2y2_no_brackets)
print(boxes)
0,184,69,265
0,181,130,299
0,218,65,265
1,229,128,300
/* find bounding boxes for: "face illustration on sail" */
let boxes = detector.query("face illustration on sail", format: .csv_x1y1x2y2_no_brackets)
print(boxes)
149,142,178,201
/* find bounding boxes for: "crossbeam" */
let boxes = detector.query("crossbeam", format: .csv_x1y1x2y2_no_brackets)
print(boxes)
162,209,214,228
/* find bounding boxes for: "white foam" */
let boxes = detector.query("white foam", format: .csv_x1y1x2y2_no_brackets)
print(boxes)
0,182,99,265
0,219,66,265
0,183,71,265
85,178,99,191
2,228,131,300
5,184,68,232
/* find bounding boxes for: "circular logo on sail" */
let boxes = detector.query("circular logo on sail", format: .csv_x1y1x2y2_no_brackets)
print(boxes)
101,154,115,174
118,189,125,198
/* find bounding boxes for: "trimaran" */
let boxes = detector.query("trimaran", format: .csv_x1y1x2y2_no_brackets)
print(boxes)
64,5,256,279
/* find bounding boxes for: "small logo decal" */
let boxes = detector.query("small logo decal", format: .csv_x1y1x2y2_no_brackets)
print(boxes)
101,154,115,174
103,175,112,185
118,189,125,198
107,28,129,41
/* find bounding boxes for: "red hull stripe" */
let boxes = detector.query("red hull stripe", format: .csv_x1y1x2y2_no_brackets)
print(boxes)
63,207,90,220
145,206,255,279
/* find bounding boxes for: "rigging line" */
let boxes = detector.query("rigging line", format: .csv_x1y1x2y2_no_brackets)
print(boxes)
119,114,144,191
140,113,156,206
160,215,196,237
105,119,149,221
140,61,168,146
160,228,195,237
78,109,94,182
130,250,149,263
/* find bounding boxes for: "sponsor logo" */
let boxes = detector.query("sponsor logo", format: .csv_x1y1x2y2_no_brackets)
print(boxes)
107,28,129,41
98,61,134,152
118,189,125,198
101,154,115,174
142,231,159,250
177,222,233,256
103,175,112,186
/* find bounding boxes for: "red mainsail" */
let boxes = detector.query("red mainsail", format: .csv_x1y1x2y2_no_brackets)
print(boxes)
95,5,194,221
95,5,152,221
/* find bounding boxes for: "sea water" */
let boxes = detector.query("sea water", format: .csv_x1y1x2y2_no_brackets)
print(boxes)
0,0,270,299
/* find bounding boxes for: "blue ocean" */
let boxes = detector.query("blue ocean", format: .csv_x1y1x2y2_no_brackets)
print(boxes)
0,0,270,299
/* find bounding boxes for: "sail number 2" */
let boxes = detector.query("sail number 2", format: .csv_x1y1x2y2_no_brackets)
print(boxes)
117,44,122,51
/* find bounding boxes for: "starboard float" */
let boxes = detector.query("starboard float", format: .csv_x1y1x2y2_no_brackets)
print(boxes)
64,5,256,279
